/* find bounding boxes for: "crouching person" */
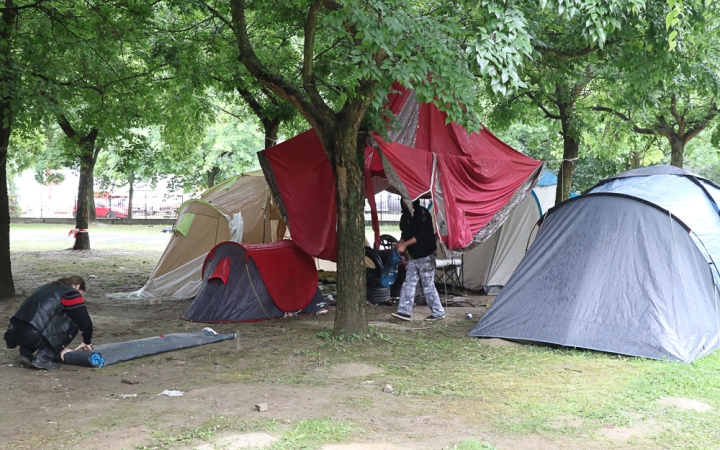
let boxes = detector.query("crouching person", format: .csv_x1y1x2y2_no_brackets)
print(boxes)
3,275,94,370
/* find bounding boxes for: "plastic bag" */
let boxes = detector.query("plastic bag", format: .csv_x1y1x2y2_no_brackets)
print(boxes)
380,249,400,287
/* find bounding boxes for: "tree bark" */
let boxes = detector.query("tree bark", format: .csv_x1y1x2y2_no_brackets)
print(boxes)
73,134,99,249
127,171,134,220
0,116,14,298
207,166,220,188
58,119,99,250
555,102,579,204
669,135,684,168
330,127,368,337
0,0,18,299
263,118,280,150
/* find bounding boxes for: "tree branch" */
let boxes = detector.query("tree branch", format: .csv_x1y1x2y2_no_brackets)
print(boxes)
684,105,718,144
302,1,326,109
0,0,45,12
591,106,656,135
230,0,330,132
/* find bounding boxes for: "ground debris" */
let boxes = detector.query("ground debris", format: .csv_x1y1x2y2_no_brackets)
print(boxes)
256,402,268,412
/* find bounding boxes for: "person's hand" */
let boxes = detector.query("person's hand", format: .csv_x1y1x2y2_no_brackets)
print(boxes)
74,343,93,352
396,241,406,253
60,347,73,361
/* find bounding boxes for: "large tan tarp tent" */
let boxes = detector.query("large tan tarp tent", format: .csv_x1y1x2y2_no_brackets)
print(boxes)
127,172,285,299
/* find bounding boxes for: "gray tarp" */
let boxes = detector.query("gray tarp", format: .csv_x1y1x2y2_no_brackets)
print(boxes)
60,328,236,368
470,194,720,362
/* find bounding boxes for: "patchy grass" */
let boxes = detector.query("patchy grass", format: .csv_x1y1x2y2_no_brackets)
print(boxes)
10,223,170,252
6,224,720,450
267,419,356,449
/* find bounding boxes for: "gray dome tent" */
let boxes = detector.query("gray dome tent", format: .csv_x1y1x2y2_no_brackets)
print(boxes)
470,165,720,362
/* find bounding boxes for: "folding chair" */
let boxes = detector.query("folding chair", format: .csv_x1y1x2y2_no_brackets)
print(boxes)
434,256,463,293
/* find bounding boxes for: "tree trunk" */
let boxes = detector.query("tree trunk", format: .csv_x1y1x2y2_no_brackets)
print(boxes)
669,135,684,168
330,127,368,338
0,112,14,298
0,1,18,298
72,132,99,250
127,171,134,220
263,118,280,150
207,166,220,188
555,112,580,204
88,168,96,222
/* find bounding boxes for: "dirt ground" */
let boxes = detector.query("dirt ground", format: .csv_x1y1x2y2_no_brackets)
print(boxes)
0,248,654,450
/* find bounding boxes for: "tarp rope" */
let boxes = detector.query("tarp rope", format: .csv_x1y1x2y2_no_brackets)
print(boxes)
245,263,272,319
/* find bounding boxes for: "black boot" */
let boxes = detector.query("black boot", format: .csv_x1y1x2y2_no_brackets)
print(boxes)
17,348,33,366
31,347,59,370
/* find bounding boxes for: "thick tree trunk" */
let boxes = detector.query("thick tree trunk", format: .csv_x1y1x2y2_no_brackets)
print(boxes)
555,113,579,204
331,128,368,338
0,1,18,298
669,135,684,168
207,166,220,188
127,171,134,220
72,132,99,250
88,169,96,222
263,119,280,150
0,113,14,298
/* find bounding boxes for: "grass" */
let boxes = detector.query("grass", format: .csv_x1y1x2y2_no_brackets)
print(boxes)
8,224,720,449
136,418,354,450
10,223,170,252
448,440,498,450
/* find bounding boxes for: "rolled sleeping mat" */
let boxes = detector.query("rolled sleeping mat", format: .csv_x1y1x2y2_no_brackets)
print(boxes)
59,328,236,368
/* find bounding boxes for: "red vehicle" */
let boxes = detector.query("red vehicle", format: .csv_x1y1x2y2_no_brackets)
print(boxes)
72,199,128,219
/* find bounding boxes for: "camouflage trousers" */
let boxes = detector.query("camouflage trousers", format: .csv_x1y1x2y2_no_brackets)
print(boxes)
396,255,445,317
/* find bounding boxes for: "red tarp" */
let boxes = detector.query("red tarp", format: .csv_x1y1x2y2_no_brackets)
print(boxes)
261,131,338,261
259,85,542,260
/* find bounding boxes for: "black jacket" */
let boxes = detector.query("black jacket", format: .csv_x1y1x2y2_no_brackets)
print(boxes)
400,204,437,259
12,284,80,352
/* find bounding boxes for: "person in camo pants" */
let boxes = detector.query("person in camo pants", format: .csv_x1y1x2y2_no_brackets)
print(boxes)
391,199,445,322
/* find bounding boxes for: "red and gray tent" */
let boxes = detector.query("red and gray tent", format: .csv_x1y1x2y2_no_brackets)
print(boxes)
182,240,328,323
258,85,543,260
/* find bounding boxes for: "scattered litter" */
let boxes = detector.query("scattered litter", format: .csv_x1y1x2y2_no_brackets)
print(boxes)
383,384,394,393
316,309,329,315
7,364,12,367
255,402,268,412
118,267,126,271
121,379,141,385
48,421,57,424
120,394,137,399
158,390,184,397
361,380,375,384
89,275,98,278
149,299,161,305
465,313,473,320
201,327,219,335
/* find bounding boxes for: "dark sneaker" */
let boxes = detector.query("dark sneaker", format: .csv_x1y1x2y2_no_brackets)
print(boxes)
425,314,446,322
31,347,59,370
31,359,60,370
391,312,411,321
17,348,33,366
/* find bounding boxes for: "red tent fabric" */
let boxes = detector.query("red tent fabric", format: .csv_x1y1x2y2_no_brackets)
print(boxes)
258,85,543,260
202,240,318,312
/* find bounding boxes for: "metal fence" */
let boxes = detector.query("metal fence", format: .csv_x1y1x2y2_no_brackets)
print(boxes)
9,194,185,219
364,192,431,223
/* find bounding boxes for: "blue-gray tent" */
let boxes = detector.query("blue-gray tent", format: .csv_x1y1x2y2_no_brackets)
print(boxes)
470,165,720,362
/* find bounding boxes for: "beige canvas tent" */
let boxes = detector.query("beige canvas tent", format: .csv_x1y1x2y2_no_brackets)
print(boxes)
129,172,286,299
